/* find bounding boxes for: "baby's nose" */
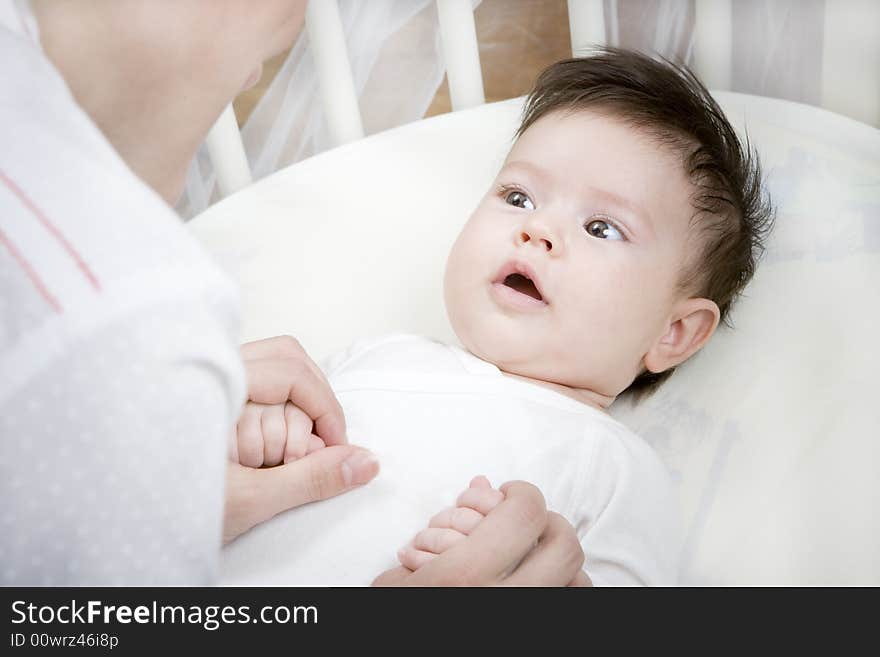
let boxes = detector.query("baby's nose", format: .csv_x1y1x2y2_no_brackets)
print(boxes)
517,228,553,252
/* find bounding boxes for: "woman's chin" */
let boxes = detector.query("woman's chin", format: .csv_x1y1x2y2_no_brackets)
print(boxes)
240,63,264,92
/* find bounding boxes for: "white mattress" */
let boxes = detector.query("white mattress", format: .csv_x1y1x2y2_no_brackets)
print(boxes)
190,92,880,585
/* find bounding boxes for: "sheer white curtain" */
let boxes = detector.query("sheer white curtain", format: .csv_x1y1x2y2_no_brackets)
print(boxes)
179,0,875,218
179,0,465,218
605,0,829,104
604,0,877,125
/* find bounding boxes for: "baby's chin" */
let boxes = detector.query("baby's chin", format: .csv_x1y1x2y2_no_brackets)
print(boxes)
449,306,578,383
457,325,604,393
458,328,550,378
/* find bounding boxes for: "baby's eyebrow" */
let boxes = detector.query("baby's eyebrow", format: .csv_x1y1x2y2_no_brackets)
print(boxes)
585,186,654,237
500,160,548,184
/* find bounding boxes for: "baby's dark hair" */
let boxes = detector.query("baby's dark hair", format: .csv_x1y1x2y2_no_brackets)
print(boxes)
518,47,774,398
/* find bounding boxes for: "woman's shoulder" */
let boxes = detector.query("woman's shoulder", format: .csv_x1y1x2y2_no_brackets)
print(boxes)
1,29,238,335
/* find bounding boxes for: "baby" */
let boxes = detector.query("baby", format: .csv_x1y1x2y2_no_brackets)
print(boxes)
224,48,773,586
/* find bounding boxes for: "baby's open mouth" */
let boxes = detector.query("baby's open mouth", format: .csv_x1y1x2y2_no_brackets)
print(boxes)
492,260,548,308
502,273,543,301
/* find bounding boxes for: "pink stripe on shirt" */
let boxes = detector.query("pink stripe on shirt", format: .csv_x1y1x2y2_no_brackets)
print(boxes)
0,225,62,313
15,5,35,42
0,168,101,291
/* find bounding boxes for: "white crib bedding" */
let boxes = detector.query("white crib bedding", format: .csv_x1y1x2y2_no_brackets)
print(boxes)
190,93,880,585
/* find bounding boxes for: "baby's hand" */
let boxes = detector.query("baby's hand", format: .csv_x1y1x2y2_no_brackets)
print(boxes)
397,475,503,571
231,401,326,467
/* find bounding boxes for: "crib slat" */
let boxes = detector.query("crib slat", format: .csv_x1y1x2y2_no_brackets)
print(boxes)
436,0,485,110
567,0,606,57
821,0,880,127
693,0,732,90
306,0,365,146
205,104,253,199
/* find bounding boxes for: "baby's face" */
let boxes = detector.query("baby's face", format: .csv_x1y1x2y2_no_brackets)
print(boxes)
444,109,697,396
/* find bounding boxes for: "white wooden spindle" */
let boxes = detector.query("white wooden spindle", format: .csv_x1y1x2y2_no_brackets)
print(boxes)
821,0,880,127
436,0,485,110
205,104,253,199
306,0,365,146
693,0,732,90
567,0,606,57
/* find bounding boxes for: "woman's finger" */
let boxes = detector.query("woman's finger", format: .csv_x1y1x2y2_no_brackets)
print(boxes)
223,446,379,544
501,511,586,587
245,356,346,447
391,481,548,586
241,335,347,445
241,335,335,398
371,566,413,587
568,570,592,587
259,446,379,513
240,335,307,362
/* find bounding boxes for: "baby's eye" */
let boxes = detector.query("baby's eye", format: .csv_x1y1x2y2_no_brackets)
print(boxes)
504,190,535,210
584,217,624,241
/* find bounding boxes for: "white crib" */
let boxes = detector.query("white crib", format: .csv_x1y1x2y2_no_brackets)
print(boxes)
189,0,880,585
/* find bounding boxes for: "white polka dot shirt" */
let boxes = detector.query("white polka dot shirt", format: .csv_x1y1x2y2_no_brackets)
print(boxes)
0,26,246,585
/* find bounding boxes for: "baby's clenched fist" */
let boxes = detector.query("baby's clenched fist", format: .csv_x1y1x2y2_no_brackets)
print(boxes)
397,475,503,571
231,401,325,467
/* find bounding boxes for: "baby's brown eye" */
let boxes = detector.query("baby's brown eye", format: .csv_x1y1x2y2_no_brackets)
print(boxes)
505,191,535,210
584,218,624,241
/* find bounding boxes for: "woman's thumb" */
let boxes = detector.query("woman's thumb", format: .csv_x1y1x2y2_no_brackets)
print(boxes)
259,445,379,516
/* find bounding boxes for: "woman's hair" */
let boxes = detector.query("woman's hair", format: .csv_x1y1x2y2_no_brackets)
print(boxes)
518,47,774,398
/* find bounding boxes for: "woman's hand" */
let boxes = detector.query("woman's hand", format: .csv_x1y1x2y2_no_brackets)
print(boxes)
373,480,591,587
239,335,347,446
223,336,379,544
397,475,503,571
223,448,379,544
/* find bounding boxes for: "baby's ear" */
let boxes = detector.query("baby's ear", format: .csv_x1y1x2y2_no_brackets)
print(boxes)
643,297,720,374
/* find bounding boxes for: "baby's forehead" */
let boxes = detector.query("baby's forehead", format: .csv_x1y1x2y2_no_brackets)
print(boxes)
513,106,690,160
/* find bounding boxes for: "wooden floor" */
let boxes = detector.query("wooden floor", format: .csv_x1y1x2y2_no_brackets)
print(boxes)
233,0,571,126
428,0,571,115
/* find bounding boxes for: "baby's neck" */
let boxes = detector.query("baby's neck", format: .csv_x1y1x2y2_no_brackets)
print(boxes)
500,371,616,412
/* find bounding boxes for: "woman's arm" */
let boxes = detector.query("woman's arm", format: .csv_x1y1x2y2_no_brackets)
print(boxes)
0,299,244,585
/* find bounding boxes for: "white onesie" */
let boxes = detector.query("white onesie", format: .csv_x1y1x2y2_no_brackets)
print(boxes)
221,334,681,586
